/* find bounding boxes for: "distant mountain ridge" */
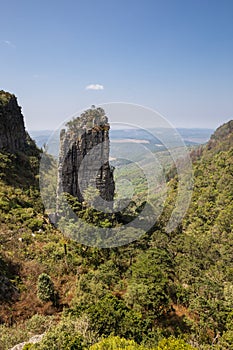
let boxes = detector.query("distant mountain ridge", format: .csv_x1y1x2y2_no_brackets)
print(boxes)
29,127,214,149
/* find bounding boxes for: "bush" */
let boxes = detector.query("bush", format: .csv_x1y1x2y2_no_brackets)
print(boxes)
0,323,28,350
37,273,55,303
157,336,197,350
28,319,84,350
25,314,54,334
89,335,152,349
86,293,147,343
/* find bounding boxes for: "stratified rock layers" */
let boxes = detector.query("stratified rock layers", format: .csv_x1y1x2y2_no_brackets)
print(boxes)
57,110,115,205
0,91,28,152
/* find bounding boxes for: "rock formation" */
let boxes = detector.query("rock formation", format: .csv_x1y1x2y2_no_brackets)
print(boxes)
57,107,115,206
10,334,45,350
0,90,28,152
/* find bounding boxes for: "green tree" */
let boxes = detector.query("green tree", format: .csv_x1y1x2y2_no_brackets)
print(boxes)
86,293,146,342
125,248,172,319
37,273,55,303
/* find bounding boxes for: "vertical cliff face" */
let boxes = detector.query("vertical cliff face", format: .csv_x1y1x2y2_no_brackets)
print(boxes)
57,107,115,205
0,91,28,152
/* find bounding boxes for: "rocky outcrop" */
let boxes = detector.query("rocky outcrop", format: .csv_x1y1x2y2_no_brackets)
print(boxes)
10,333,45,350
205,119,233,153
0,90,28,153
57,107,115,205
0,275,19,302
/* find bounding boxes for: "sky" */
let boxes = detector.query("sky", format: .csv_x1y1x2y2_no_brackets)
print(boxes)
0,0,233,130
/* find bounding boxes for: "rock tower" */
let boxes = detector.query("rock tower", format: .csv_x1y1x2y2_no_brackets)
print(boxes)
57,107,115,205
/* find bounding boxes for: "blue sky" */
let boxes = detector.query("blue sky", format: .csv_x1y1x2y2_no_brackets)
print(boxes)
1,0,233,130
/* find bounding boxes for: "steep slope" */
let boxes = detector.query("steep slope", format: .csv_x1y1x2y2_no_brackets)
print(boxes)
186,119,233,235
0,91,47,326
172,120,233,344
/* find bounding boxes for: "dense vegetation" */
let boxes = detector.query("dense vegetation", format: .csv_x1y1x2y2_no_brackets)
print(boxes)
0,120,232,349
66,106,108,131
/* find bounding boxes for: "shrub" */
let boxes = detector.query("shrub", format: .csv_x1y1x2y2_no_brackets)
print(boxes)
157,336,197,350
25,314,54,334
0,323,28,350
86,293,146,343
89,335,152,349
37,273,55,303
27,319,84,350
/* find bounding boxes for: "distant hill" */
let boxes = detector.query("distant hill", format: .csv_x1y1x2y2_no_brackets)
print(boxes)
29,127,213,151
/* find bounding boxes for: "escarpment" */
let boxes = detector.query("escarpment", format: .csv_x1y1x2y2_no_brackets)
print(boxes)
57,107,115,204
0,90,28,152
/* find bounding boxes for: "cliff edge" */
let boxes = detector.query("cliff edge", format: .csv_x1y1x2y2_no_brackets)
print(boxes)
0,90,30,152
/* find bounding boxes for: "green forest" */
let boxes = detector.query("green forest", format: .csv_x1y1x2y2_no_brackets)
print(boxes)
0,101,233,349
